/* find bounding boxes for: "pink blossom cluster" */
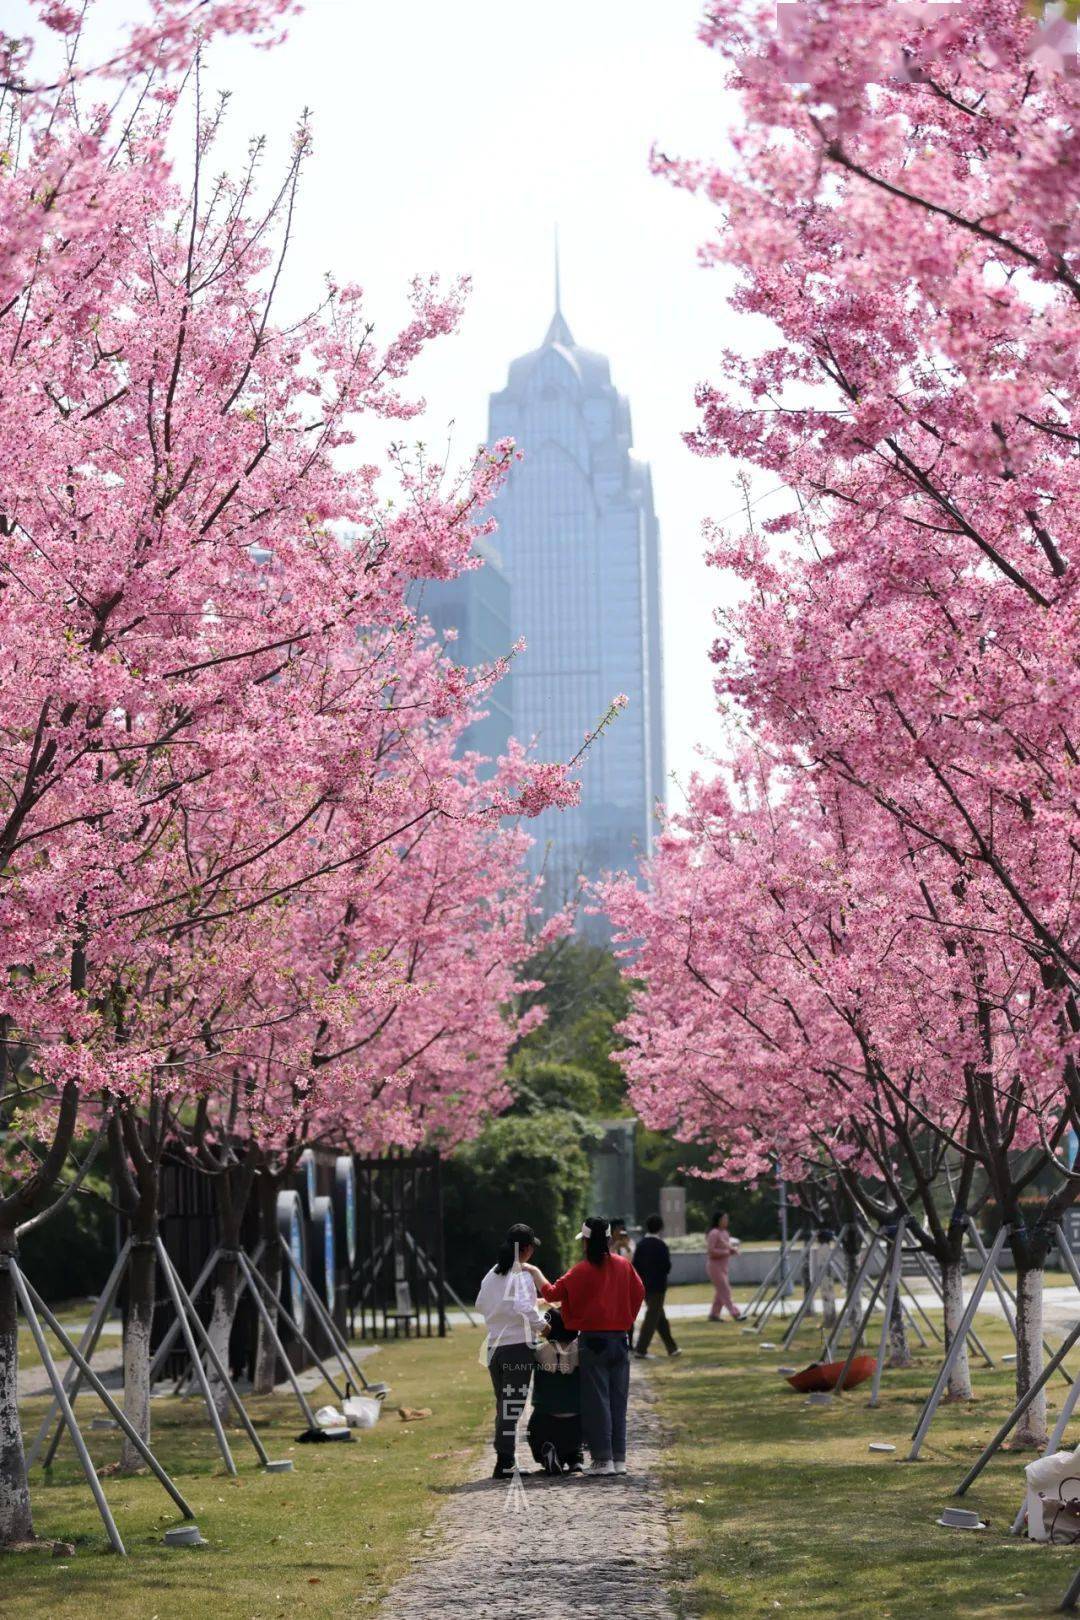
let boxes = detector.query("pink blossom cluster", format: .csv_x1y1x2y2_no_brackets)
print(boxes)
605,0,1080,1307
0,0,579,1231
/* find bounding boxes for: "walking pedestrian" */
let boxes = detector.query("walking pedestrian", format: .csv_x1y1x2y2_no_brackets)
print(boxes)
476,1221,545,1478
706,1209,742,1321
526,1216,645,1477
632,1214,680,1358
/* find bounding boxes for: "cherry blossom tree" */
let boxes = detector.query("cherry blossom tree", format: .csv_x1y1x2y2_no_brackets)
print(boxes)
0,0,589,1537
610,0,1078,1442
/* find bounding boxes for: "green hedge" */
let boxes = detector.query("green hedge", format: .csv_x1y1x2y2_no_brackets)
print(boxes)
441,1111,597,1299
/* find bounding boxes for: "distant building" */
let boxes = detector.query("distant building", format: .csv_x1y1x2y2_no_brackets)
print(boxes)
416,537,513,772
487,288,665,923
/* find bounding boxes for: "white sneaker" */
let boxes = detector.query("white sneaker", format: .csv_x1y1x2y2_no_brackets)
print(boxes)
613,1461,628,1475
586,1460,615,1476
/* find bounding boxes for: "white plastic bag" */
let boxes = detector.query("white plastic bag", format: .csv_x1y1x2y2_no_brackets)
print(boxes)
314,1404,346,1428
342,1395,382,1429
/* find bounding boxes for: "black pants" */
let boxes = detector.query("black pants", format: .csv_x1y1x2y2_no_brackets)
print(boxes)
635,1290,678,1355
579,1332,630,1465
527,1409,584,1471
487,1342,534,1461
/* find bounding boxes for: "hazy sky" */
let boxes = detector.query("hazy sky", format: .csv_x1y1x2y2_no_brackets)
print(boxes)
61,1,777,803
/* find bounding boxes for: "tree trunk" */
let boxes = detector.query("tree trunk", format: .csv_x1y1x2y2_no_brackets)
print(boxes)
0,1237,33,1546
843,1230,862,1328
941,1258,973,1401
887,1291,913,1368
205,1155,256,1415
1013,1265,1048,1448
821,1260,837,1331
252,1172,282,1396
207,1252,240,1418
120,1236,155,1472
806,1239,826,1318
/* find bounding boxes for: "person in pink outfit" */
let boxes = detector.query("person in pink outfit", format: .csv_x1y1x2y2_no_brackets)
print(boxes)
706,1210,742,1321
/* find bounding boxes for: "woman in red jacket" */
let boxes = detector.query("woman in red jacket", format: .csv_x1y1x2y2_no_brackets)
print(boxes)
527,1217,645,1477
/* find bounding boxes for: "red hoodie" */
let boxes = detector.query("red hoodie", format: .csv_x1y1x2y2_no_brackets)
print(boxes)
541,1254,645,1332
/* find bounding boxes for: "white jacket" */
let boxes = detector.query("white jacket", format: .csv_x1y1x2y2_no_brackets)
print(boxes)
476,1263,545,1349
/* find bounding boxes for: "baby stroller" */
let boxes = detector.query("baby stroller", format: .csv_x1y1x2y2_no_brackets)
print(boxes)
528,1309,584,1475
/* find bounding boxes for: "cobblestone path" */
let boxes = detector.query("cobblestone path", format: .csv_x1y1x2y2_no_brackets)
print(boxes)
376,1365,681,1620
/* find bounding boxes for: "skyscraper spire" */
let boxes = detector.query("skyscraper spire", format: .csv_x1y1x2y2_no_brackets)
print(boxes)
554,225,561,316
544,226,573,347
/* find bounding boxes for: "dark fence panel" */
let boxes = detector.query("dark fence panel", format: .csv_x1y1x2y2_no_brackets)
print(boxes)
350,1149,446,1340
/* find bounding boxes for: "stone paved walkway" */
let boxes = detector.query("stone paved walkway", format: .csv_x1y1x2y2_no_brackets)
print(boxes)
377,1364,680,1620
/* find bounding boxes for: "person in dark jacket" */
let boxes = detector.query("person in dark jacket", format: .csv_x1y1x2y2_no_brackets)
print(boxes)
632,1214,680,1359
527,1308,584,1475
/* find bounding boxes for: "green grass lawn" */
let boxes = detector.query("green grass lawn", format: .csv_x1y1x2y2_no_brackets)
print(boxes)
648,1310,1080,1619
4,1326,492,1620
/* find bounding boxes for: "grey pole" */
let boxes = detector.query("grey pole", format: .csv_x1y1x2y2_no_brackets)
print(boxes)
1010,1364,1080,1534
780,1234,840,1350
278,1233,369,1390
29,1238,130,1468
778,1173,791,1298
1060,1566,1080,1610
16,1266,195,1520
899,1273,942,1343
966,1218,1019,1332
897,1290,929,1350
244,1242,345,1400
148,1242,224,1383
1004,1224,1080,1533
156,1239,271,1468
968,1219,1071,1385
236,1249,318,1429
402,1229,478,1326
910,1247,994,1366
10,1259,126,1555
869,1220,907,1408
823,1230,884,1362
908,1226,1008,1460
833,1261,889,1396
748,1231,810,1334
155,1235,237,1476
956,1313,1080,1496
742,1229,805,1329
743,1246,789,1321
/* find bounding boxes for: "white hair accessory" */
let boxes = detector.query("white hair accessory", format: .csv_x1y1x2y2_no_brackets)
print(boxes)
576,1222,610,1241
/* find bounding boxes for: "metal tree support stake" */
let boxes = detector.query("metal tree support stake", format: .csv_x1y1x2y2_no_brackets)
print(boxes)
746,1231,812,1335
27,1237,132,1469
146,1241,241,1386
779,1230,845,1351
742,1229,805,1322
869,1219,908,1409
908,1244,994,1368
955,1313,1080,1497
16,1265,195,1520
277,1232,382,1394
907,1225,1009,1461
967,1218,1070,1387
243,1247,347,1401
9,1256,195,1557
1060,1565,1080,1611
155,1236,272,1469
236,1249,319,1430
822,1229,884,1363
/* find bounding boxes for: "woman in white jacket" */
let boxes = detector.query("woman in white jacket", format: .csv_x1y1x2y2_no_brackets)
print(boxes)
475,1221,545,1478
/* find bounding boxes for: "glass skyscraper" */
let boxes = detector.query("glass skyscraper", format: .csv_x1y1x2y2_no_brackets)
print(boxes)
415,537,513,772
488,294,665,921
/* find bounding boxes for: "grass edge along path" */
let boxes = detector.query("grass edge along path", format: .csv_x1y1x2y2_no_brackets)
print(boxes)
650,1312,1080,1619
1,1326,492,1620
